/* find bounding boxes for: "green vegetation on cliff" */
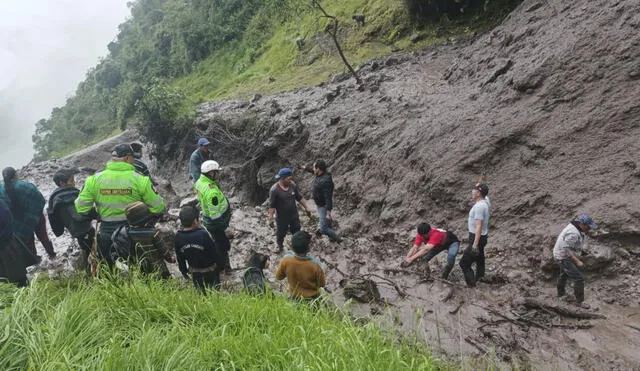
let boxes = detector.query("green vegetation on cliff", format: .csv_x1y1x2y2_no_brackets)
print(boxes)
32,0,520,161
0,276,443,369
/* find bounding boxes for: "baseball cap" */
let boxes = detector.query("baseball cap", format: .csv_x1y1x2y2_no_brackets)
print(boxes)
275,168,293,180
112,143,135,158
197,138,210,146
473,183,489,197
575,213,596,229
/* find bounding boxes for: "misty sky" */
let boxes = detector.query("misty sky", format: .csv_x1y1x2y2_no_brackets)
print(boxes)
0,0,130,168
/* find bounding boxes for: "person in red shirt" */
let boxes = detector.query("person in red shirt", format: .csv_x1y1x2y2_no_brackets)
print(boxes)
401,223,460,280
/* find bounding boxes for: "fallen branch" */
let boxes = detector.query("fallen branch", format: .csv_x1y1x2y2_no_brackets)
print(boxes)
551,323,594,330
464,336,489,354
361,273,408,298
522,298,606,320
318,256,349,277
471,303,527,328
625,324,640,332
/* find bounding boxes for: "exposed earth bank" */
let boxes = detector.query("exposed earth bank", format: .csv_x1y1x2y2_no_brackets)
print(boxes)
20,0,640,369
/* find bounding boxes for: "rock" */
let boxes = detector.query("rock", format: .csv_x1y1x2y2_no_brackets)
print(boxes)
410,33,422,43
329,116,341,126
583,242,615,271
370,61,380,71
483,58,513,86
331,72,351,83
307,55,319,65
385,57,399,67
340,278,381,303
250,94,262,103
629,66,640,80
264,76,275,83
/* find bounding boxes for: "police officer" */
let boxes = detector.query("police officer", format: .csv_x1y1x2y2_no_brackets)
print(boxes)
75,143,165,266
194,160,232,272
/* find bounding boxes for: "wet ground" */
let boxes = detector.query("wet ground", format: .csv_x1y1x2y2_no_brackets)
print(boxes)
16,0,640,369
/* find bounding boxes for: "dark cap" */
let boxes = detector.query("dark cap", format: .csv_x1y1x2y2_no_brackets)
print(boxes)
473,183,489,197
112,143,135,158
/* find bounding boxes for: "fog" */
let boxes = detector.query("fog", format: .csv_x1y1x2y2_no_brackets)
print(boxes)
0,0,130,168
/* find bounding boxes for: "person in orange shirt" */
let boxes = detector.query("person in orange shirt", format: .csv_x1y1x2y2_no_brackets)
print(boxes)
275,231,325,300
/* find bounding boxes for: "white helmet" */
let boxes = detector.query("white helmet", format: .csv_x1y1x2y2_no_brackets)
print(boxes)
201,160,222,173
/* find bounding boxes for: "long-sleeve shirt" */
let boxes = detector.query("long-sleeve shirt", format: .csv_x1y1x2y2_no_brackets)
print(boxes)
188,149,209,182
553,221,586,260
174,228,221,275
275,254,325,298
0,181,46,241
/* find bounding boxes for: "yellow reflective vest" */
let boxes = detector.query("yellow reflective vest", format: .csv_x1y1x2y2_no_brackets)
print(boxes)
75,161,165,222
194,175,229,220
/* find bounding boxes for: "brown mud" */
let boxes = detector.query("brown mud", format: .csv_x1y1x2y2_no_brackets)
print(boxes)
16,0,640,369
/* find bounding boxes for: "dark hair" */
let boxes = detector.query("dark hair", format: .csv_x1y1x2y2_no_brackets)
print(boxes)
53,169,75,187
2,167,22,217
247,251,269,270
291,231,311,255
417,222,431,236
179,205,200,227
314,159,327,172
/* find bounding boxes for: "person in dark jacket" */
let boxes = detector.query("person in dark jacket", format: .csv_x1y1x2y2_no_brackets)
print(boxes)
110,202,173,278
48,169,96,269
130,143,158,186
1,167,55,265
0,198,28,287
299,160,342,242
188,138,211,183
174,205,223,292
268,168,312,252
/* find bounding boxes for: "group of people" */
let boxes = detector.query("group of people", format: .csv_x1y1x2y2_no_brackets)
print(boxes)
401,182,596,306
0,137,596,306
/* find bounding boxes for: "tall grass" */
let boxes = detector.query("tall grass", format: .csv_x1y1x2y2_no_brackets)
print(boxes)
0,275,445,370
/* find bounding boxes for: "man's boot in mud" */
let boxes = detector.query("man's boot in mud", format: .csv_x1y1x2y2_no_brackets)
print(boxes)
557,273,567,297
441,263,454,280
462,268,476,287
574,280,585,303
326,230,342,243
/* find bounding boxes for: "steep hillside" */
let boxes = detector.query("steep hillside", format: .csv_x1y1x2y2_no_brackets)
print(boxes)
146,0,639,368
20,0,640,369
31,0,517,161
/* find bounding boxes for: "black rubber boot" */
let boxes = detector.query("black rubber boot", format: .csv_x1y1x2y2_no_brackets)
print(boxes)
574,280,585,303
441,263,454,280
557,273,567,297
462,268,476,287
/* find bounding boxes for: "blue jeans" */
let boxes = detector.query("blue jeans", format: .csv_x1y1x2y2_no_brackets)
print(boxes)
316,206,334,235
422,242,460,266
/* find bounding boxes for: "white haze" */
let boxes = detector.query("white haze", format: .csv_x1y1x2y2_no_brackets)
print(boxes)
0,0,130,168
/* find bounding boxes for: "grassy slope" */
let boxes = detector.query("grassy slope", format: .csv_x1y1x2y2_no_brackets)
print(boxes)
173,0,484,102
0,275,446,370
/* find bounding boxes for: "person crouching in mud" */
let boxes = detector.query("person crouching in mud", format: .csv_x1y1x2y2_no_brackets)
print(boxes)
401,222,460,280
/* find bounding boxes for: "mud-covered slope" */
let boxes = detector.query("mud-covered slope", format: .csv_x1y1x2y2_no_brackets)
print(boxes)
150,0,640,368
161,0,640,253
20,0,640,369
